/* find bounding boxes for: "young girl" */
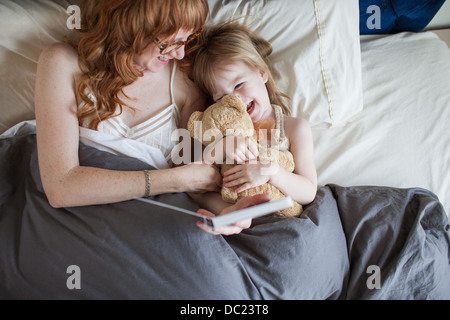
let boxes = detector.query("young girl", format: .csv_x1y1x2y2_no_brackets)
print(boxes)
190,22,318,218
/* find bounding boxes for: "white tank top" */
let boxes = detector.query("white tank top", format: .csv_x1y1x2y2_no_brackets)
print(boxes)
272,104,289,151
79,62,180,165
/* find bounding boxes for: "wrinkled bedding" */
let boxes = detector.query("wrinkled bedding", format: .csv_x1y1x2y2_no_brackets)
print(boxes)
0,124,449,299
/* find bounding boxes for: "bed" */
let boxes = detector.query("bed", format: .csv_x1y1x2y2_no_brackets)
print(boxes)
0,0,449,300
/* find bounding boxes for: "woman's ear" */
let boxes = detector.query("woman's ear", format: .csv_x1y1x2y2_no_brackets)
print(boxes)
260,69,269,83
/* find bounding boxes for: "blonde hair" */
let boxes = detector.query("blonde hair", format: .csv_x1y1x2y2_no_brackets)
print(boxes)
190,22,291,115
76,0,209,129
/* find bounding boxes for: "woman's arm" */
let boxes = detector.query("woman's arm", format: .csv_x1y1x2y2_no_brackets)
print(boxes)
35,43,220,208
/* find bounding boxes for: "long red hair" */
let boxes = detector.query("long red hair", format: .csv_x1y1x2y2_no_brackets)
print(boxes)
76,0,209,129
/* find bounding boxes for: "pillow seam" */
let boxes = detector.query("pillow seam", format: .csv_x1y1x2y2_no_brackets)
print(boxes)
313,0,334,125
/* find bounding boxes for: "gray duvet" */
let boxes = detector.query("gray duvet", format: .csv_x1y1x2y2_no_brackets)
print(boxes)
1,125,449,299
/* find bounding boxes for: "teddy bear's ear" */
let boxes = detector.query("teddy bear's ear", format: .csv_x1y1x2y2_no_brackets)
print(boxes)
187,111,204,137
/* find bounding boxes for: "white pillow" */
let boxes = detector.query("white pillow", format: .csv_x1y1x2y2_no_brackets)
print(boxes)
0,0,363,132
208,0,364,127
0,0,75,133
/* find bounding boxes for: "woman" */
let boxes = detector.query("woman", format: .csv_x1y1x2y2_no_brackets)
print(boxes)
33,0,268,232
35,0,220,209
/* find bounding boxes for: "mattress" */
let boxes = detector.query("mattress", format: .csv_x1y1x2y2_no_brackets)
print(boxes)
313,31,450,214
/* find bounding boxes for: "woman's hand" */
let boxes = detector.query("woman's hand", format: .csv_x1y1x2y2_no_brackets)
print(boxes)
177,163,222,193
196,194,271,235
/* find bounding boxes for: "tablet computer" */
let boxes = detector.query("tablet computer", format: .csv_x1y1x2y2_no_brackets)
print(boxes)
135,196,293,229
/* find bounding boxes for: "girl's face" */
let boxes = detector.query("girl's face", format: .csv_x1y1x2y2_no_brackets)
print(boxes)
211,60,273,123
134,28,193,73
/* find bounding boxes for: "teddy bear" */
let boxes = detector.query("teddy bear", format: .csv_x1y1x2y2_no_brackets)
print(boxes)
187,94,303,218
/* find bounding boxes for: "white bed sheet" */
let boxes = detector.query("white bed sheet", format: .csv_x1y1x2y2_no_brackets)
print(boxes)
313,31,450,215
0,120,170,170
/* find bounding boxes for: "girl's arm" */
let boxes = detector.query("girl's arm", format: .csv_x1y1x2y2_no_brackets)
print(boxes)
222,116,317,205
196,194,271,236
188,192,230,215
269,116,317,204
35,43,220,208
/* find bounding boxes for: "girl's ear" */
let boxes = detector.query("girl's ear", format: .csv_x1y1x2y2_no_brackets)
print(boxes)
260,69,269,83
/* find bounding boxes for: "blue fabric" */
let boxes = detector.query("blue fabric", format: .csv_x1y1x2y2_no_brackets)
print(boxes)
360,0,446,34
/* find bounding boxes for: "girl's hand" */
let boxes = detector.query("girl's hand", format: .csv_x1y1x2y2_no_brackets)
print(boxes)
223,161,279,193
223,136,259,164
196,194,271,235
203,136,258,165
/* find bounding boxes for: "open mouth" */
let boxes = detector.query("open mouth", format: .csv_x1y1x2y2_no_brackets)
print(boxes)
157,56,170,64
247,101,255,114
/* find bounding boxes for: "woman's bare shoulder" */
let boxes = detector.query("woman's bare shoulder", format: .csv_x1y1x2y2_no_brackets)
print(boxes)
38,42,80,73
174,64,206,111
174,64,197,91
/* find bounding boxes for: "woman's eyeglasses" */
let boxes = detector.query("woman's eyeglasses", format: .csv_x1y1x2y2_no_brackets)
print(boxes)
154,31,201,55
